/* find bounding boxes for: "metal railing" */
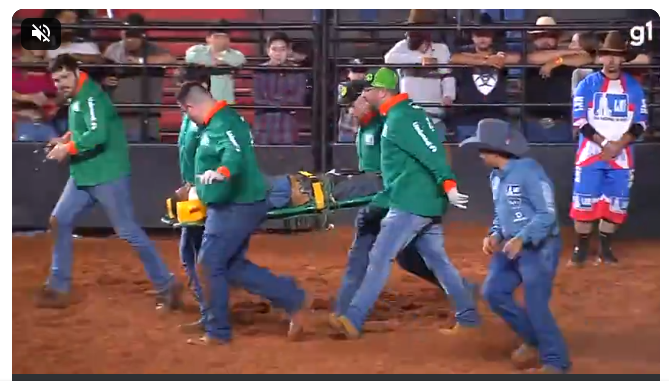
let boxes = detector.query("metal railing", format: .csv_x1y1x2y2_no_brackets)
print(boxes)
12,11,661,173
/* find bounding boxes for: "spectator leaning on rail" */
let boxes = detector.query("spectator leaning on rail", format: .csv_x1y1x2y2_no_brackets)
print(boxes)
12,35,68,141
103,13,176,142
337,58,371,142
523,16,589,143
448,13,521,142
185,19,246,103
384,9,455,143
253,32,308,145
44,9,103,63
568,31,648,267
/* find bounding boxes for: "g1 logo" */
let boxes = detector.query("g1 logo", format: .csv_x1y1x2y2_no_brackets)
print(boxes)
629,21,654,47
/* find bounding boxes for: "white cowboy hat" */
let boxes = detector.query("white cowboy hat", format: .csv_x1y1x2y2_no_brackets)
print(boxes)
528,16,559,34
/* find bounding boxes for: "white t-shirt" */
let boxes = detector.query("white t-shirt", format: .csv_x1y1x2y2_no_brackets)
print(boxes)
46,42,101,60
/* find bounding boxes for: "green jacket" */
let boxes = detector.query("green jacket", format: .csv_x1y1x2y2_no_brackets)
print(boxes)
194,101,267,205
66,72,131,187
356,112,383,173
378,94,456,217
178,114,201,185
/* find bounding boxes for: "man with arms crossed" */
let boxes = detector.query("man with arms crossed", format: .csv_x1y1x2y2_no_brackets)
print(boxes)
40,54,183,311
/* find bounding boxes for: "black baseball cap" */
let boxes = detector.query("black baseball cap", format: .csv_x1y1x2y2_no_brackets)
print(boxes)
348,58,367,73
337,80,367,105
124,13,146,38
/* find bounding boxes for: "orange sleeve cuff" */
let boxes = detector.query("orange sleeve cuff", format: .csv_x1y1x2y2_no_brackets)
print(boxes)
216,166,231,178
65,141,78,155
443,180,457,193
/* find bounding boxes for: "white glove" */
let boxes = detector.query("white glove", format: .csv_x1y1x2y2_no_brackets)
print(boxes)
447,187,469,210
197,170,226,185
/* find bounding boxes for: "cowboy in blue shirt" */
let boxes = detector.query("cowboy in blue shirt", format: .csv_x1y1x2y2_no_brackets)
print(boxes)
460,119,571,374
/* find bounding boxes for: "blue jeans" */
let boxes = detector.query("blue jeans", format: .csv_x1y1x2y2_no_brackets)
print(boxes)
199,201,306,340
180,226,206,318
344,208,480,331
482,237,571,371
335,205,442,316
16,121,58,142
47,176,174,294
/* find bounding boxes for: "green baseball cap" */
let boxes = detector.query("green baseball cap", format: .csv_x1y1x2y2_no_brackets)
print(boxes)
364,67,398,90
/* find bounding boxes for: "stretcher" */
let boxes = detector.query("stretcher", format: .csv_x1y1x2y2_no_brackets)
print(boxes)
162,170,380,229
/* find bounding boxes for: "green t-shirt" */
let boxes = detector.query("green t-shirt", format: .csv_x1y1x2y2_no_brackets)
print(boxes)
356,113,383,173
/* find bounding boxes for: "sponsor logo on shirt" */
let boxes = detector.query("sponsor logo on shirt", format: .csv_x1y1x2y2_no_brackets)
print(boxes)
593,92,630,122
412,121,437,153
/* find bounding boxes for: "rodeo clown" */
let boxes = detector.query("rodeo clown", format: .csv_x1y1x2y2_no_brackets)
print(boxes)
331,68,481,340
460,119,571,373
569,31,648,266
175,81,310,345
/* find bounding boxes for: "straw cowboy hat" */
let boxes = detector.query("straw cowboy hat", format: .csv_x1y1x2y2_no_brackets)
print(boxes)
528,16,561,36
597,30,628,56
459,119,529,157
407,9,438,25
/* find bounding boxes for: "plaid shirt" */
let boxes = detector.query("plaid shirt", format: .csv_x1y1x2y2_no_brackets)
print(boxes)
253,62,308,145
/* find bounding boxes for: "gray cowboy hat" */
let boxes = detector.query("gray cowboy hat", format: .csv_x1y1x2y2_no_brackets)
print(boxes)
459,118,529,157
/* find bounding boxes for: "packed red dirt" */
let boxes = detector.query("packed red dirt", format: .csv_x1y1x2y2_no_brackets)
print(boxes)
13,225,659,374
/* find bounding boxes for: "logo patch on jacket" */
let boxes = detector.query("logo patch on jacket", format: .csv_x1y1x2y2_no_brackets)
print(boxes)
364,132,375,145
506,185,521,197
71,101,80,112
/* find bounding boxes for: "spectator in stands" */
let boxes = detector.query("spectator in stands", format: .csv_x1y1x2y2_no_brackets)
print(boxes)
44,9,103,63
103,13,175,142
253,32,308,145
337,58,369,142
104,14,175,65
523,16,589,142
449,13,521,141
12,35,67,141
384,9,454,142
185,19,246,103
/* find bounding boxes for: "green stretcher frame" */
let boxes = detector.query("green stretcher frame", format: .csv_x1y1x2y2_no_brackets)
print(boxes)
163,194,375,228
266,194,374,219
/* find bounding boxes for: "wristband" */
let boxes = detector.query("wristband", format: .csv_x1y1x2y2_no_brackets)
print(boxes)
601,139,610,147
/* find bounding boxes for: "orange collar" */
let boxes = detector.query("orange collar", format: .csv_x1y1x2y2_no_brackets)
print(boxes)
358,110,377,127
203,100,228,125
379,93,409,116
74,72,88,96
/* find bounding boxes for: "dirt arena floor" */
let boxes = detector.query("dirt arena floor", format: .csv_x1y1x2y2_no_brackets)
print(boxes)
13,225,659,374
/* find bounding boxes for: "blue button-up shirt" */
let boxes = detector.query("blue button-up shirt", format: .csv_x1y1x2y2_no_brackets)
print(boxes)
489,158,560,246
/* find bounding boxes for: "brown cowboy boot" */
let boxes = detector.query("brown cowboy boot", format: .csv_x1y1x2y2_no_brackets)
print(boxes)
287,292,313,341
35,285,70,309
156,281,184,313
511,343,540,369
186,334,229,346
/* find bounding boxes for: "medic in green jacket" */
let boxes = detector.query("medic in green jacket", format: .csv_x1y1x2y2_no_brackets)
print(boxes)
361,68,469,217
175,83,267,205
177,114,201,185
51,71,131,187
